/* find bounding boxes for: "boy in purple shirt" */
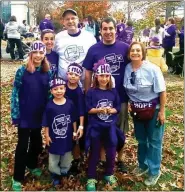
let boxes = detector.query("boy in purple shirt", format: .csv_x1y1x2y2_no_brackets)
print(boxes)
65,63,85,173
42,77,83,185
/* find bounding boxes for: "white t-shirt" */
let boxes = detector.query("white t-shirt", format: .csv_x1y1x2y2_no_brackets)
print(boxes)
54,30,97,84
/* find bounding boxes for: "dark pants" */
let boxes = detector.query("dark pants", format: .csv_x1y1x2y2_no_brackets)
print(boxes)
172,49,184,75
13,128,42,182
87,138,116,179
8,38,23,59
164,47,173,67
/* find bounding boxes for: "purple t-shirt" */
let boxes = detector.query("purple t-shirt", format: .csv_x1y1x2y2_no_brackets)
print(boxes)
65,84,85,118
46,50,59,77
119,26,134,45
82,41,129,102
86,88,120,126
85,87,126,151
42,99,77,155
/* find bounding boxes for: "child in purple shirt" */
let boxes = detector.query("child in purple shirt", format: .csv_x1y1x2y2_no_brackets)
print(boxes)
42,77,83,185
65,63,85,173
41,29,59,77
85,60,125,191
11,41,52,191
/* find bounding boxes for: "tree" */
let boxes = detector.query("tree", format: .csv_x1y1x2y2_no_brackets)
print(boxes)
27,0,57,24
112,10,125,22
60,1,111,20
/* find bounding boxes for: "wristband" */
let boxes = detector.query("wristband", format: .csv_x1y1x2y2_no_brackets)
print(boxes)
73,132,77,136
79,125,84,130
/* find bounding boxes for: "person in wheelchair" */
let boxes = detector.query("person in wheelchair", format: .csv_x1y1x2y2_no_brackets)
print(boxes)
171,18,184,75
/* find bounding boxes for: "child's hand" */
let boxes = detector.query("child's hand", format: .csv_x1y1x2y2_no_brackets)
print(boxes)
46,136,52,146
98,107,107,114
107,107,117,114
73,132,77,140
77,128,83,139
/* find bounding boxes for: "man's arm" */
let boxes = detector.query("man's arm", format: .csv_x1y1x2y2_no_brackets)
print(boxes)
84,70,93,93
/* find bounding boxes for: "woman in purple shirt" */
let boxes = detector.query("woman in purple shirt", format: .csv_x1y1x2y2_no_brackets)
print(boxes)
41,29,59,77
163,17,176,68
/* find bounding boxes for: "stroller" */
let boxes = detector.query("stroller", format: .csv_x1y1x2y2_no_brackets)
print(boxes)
6,37,31,60
15,37,31,60
170,50,184,77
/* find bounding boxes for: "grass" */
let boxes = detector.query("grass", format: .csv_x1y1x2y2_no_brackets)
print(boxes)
1,73,184,191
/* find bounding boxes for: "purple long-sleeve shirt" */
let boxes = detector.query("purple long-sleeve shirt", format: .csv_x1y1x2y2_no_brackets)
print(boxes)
39,19,54,31
163,24,176,48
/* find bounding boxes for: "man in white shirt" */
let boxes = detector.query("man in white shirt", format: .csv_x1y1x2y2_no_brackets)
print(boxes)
54,9,97,87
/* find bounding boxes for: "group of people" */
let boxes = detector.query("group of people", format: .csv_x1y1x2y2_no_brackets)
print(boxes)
140,17,184,74
9,8,182,191
0,16,37,61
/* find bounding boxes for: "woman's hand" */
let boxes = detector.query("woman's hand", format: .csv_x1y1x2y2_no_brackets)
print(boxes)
157,111,165,125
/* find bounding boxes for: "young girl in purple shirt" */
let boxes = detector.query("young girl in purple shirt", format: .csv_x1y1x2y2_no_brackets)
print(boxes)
41,29,59,77
85,60,125,191
11,41,52,191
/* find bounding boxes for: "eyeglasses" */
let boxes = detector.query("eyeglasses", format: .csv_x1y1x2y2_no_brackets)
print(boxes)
130,72,136,85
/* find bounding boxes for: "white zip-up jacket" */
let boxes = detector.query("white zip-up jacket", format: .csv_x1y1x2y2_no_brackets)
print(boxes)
4,21,21,39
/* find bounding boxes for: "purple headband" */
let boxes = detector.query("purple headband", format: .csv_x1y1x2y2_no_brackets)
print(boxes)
67,63,83,76
50,78,66,89
93,58,111,75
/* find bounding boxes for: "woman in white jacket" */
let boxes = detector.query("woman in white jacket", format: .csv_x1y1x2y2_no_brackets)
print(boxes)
149,18,164,45
4,16,23,60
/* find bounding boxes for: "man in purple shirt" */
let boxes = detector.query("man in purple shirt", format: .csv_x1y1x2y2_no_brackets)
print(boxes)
83,17,129,173
39,14,54,32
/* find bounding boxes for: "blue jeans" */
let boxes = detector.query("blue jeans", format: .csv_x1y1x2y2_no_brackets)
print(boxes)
133,109,165,176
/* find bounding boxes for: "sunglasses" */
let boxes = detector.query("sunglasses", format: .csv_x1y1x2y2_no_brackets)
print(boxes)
130,72,136,85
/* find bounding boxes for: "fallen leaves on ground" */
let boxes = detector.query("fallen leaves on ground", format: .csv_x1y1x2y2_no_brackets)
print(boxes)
1,61,184,191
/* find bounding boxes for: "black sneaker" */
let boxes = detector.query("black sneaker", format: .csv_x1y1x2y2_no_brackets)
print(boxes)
117,161,128,173
68,159,81,176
